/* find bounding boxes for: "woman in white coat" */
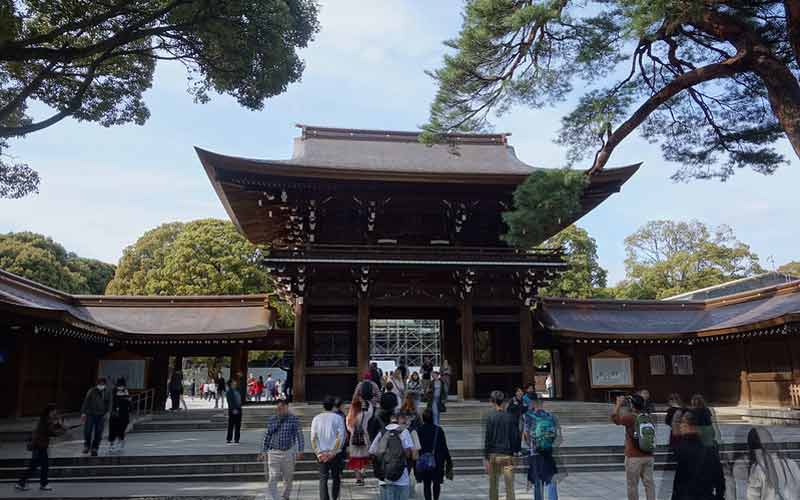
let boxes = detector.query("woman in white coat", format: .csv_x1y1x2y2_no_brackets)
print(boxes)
746,427,799,500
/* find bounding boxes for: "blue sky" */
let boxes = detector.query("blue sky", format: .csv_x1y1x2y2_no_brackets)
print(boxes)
1,0,798,284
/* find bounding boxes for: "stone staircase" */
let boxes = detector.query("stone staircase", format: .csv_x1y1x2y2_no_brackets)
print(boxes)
0,442,797,483
132,402,617,433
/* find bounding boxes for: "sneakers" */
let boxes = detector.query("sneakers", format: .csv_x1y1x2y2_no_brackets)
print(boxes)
109,442,117,454
40,485,53,491
14,483,29,491
90,449,98,457
81,447,89,455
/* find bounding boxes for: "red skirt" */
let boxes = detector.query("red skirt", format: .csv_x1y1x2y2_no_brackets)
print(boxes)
348,457,370,470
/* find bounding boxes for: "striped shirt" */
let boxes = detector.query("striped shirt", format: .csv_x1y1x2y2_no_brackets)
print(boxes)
261,414,304,454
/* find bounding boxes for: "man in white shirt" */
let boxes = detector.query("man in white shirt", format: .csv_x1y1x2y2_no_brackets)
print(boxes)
311,396,346,500
369,413,415,500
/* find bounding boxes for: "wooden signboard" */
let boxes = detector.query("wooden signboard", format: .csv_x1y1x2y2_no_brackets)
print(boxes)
589,349,634,388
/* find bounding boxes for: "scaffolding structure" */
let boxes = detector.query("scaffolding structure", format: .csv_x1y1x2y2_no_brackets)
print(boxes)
369,319,441,368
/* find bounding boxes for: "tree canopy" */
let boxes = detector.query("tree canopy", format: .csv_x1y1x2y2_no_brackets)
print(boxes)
0,0,319,198
778,261,800,276
540,225,608,298
105,219,291,324
0,231,114,293
615,220,764,299
425,0,800,181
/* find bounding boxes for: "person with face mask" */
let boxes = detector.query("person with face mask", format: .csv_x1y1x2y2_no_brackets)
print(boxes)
80,377,111,456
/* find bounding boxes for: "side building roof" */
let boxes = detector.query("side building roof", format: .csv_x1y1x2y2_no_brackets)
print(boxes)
0,269,276,341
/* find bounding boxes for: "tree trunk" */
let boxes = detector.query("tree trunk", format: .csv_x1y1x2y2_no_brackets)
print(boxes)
786,1,800,66
752,52,800,161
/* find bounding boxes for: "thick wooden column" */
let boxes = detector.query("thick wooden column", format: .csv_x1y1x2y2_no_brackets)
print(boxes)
460,299,475,400
230,346,248,400
519,307,534,388
737,341,752,407
292,299,307,402
357,299,370,376
15,336,30,417
150,351,169,411
572,344,589,401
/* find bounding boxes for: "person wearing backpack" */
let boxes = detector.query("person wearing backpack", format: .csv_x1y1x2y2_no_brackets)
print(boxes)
346,398,374,486
354,371,381,408
369,412,415,500
415,408,452,500
522,394,559,500
613,394,656,500
671,410,725,500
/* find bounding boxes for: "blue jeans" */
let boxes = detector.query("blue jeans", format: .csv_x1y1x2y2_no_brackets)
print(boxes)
379,483,410,500
83,414,105,451
432,401,440,425
532,479,558,500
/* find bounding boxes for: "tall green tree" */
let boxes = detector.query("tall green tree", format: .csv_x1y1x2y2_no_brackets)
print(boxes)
106,219,291,324
778,261,800,276
425,1,800,181
615,220,764,299
0,0,319,198
541,225,608,298
0,231,115,293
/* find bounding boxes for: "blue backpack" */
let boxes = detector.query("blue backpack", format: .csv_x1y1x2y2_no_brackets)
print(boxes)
529,410,557,451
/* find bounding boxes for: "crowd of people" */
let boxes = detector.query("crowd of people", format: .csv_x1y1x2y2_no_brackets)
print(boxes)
12,369,800,499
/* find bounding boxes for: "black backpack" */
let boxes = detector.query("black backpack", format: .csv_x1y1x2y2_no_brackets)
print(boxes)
360,381,374,403
373,428,407,482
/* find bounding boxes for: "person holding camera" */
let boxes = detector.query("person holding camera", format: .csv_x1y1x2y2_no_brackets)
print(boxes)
612,394,656,500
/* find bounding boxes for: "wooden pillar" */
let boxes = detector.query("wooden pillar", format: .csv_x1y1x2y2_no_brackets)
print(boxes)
15,336,30,417
230,346,248,400
357,299,370,376
519,307,534,388
150,351,169,411
55,346,67,410
460,299,475,400
292,299,307,402
572,344,589,401
737,341,751,407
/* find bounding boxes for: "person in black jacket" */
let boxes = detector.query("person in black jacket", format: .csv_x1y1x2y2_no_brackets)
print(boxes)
416,408,452,500
506,387,525,431
671,410,725,500
108,377,131,454
483,390,520,500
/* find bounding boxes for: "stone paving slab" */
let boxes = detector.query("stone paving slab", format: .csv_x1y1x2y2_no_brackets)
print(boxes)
2,421,799,460
0,470,758,500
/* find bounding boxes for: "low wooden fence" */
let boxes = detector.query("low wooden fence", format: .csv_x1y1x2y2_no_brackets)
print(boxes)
790,384,800,409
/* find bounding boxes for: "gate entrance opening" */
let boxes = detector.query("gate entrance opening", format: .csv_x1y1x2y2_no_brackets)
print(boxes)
369,319,442,373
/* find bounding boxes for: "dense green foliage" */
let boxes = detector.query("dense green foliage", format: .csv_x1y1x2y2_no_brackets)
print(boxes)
0,231,114,293
105,219,292,325
426,0,800,181
502,168,588,247
0,0,319,198
778,261,800,276
541,225,608,298
614,220,764,299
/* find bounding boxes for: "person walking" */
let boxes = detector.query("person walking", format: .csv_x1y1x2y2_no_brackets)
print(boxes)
382,382,400,415
522,384,537,410
391,369,406,402
415,408,452,500
225,378,243,444
108,377,131,454
168,371,183,411
523,394,560,500
311,396,346,500
425,372,446,426
354,371,381,409
399,393,422,497
15,404,65,492
420,358,433,397
370,362,384,391
266,373,276,401
483,390,521,500
545,375,554,399
255,376,265,403
690,394,719,450
671,410,725,500
80,377,111,456
506,388,525,430
259,399,304,500
215,375,226,409
440,360,451,390
347,398,374,486
369,411,416,500
745,426,800,500
612,394,656,500
407,372,423,414
665,394,687,454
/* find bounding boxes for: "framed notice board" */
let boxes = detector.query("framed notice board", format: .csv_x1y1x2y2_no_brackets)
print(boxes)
589,350,634,388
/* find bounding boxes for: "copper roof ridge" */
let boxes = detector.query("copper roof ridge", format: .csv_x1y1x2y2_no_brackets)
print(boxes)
540,296,705,310
702,280,800,308
75,294,270,307
295,123,511,144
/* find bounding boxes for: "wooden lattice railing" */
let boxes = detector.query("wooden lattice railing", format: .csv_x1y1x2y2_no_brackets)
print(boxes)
790,384,800,409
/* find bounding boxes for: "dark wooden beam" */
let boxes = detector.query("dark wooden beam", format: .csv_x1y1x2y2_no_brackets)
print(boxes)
460,299,475,399
519,307,534,388
292,300,307,402
357,298,370,375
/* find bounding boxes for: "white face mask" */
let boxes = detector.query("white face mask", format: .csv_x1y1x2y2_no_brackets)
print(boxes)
96,385,106,391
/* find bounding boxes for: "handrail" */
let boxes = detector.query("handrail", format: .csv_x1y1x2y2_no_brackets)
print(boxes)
130,388,156,419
